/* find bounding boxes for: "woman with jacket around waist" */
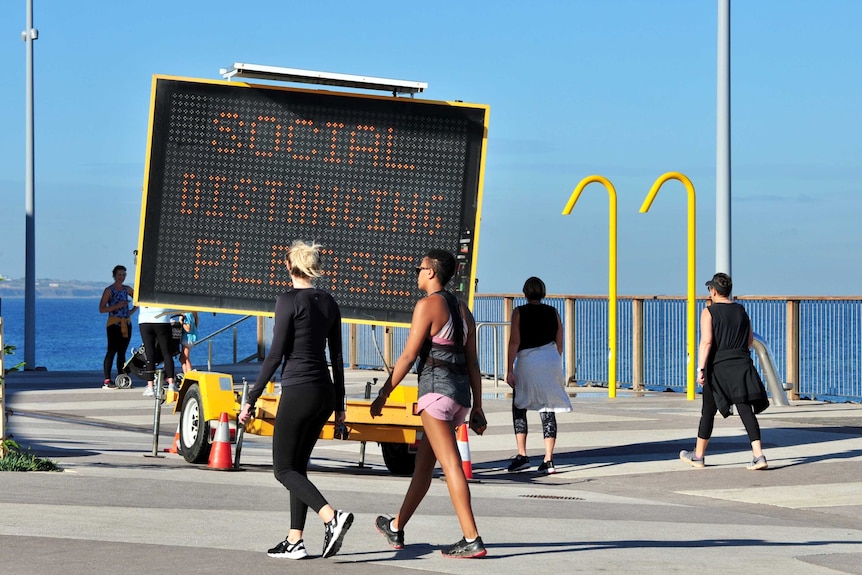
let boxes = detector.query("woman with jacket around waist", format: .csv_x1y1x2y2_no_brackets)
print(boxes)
680,273,770,470
99,265,137,389
505,276,572,475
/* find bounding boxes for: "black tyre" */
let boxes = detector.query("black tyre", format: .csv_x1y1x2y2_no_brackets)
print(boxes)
180,383,211,464
381,442,416,476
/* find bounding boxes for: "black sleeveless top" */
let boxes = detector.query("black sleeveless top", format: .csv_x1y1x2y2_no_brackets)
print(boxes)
517,303,558,351
706,302,750,352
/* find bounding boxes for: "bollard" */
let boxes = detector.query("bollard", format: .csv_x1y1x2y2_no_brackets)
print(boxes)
144,369,165,458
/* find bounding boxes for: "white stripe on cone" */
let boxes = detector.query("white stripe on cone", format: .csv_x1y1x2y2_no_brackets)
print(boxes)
456,423,473,479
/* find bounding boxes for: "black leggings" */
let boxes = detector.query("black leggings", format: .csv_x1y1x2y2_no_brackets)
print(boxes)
698,381,761,442
512,389,558,439
272,383,334,531
103,323,131,380
139,323,176,381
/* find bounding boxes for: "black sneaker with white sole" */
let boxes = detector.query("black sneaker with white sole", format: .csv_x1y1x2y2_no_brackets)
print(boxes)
322,510,354,558
267,537,308,559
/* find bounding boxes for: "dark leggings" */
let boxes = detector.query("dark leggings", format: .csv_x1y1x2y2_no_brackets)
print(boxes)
103,323,131,380
698,381,761,442
512,390,558,439
139,323,176,380
272,383,334,531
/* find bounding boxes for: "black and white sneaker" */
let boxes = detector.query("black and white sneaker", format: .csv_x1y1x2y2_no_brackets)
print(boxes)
267,537,307,559
536,460,556,475
322,510,353,558
506,454,531,472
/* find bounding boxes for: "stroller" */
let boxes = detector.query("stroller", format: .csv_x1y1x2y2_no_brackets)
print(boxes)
115,317,183,389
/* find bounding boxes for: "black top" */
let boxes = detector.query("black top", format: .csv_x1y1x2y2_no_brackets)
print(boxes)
517,303,558,351
248,288,345,410
707,302,751,352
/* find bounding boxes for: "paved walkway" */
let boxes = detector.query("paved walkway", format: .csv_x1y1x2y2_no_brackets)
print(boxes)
3,366,862,574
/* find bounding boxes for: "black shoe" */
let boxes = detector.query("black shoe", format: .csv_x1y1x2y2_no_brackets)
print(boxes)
536,460,556,475
507,454,531,472
267,537,308,559
322,510,353,558
442,536,487,558
375,515,404,549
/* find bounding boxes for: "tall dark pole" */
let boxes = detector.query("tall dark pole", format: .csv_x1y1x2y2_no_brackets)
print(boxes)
23,0,38,369
716,0,731,275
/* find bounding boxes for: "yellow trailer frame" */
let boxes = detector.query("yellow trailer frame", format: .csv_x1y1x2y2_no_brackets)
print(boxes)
173,370,423,474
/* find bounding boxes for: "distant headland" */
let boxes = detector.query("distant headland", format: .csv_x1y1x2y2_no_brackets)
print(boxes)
0,278,105,298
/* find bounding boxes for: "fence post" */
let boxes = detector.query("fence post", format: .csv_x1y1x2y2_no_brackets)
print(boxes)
256,317,266,361
786,299,800,400
349,323,358,369
383,326,395,368
564,297,576,384
632,299,644,391
503,297,514,380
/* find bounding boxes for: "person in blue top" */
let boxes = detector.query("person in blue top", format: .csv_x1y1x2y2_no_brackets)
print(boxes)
238,240,352,560
179,311,199,374
99,265,137,389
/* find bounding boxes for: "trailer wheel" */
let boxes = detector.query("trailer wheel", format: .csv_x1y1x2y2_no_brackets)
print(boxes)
381,443,416,476
114,374,132,389
180,383,211,464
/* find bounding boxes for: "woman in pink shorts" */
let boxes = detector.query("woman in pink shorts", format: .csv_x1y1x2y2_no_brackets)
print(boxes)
370,249,487,559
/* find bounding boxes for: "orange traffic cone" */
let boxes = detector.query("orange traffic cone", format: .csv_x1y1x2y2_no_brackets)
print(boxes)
207,412,233,470
456,422,473,480
164,422,181,454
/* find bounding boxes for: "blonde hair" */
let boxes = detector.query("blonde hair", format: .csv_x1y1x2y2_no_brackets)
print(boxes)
287,240,323,279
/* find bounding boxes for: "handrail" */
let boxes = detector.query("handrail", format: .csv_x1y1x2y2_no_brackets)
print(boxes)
476,321,509,387
190,315,256,369
752,333,790,407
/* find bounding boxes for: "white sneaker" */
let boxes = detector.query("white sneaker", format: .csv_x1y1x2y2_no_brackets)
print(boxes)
267,537,308,559
167,383,179,393
142,387,155,397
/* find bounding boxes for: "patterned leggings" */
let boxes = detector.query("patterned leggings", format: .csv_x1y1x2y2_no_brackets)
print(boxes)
512,402,557,439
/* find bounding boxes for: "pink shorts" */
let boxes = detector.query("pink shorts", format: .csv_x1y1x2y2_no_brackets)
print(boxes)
417,393,470,424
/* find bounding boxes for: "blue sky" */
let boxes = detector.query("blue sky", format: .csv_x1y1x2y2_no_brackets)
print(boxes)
0,0,860,297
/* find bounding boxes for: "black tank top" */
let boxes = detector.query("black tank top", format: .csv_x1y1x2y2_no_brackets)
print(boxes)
706,302,751,351
517,303,558,351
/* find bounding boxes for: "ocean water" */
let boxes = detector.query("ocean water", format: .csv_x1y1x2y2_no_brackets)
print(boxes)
0,297,259,373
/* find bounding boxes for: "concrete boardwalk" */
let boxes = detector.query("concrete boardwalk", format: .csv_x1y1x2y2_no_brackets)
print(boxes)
3,366,862,575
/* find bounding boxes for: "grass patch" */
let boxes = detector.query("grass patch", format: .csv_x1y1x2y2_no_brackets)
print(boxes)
0,439,61,472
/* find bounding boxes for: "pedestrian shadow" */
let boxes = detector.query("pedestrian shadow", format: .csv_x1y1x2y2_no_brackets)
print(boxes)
346,537,855,562
478,426,862,478
484,537,856,558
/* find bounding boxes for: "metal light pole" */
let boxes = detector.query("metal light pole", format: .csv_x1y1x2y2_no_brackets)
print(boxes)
716,0,732,276
22,0,38,369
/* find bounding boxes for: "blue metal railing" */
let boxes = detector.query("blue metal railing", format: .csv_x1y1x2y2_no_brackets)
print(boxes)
220,296,862,402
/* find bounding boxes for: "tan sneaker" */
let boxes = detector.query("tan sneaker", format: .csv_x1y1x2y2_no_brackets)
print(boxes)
680,450,705,468
747,455,768,470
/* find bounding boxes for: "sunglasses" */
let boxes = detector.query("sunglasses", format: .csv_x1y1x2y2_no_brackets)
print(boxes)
415,266,431,275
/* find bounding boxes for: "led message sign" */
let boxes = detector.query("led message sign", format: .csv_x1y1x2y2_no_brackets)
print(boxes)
136,76,488,325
